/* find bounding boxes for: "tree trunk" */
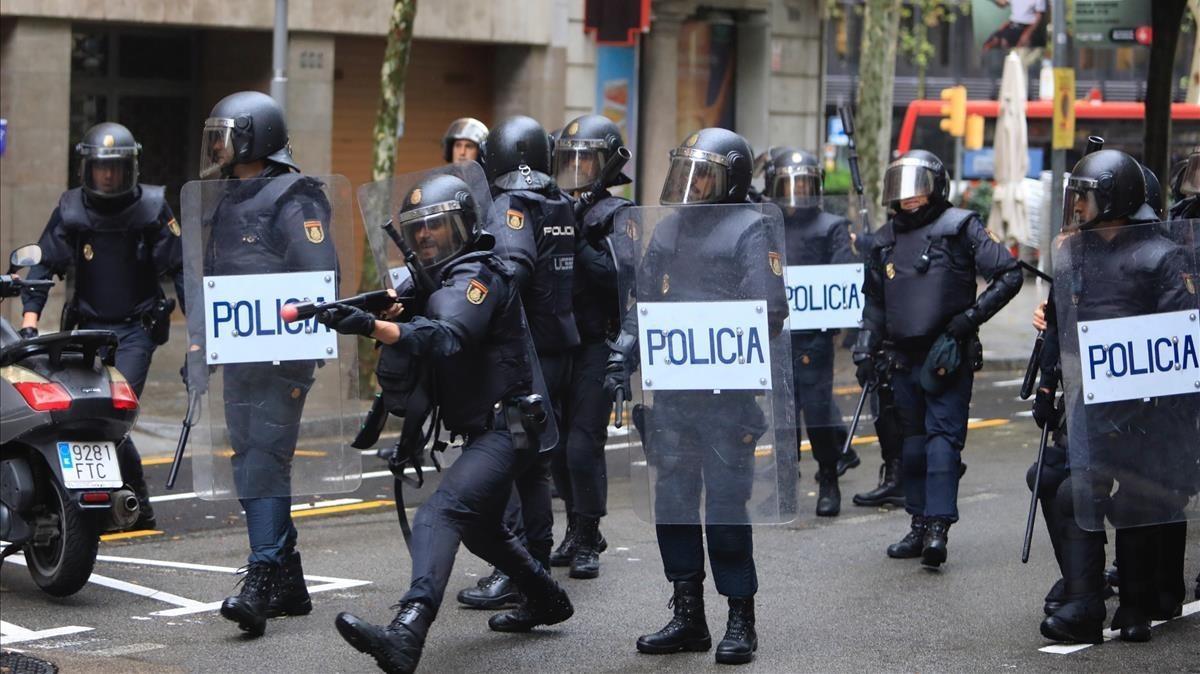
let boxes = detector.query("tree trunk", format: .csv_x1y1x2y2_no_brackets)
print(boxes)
358,0,418,395
857,0,904,227
1145,0,1185,209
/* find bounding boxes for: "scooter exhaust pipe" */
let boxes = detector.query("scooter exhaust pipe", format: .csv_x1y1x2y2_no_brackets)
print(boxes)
109,488,140,530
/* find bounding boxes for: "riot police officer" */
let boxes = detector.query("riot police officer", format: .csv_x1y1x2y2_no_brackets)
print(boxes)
856,149,1022,567
763,148,860,516
1042,149,1195,642
329,174,573,673
20,121,182,530
605,128,790,665
544,114,632,577
442,117,488,165
1170,146,1200,219
194,91,334,636
456,115,578,607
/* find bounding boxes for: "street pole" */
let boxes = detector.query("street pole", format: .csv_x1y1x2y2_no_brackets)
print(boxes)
953,136,964,202
271,0,288,111
1045,0,1068,275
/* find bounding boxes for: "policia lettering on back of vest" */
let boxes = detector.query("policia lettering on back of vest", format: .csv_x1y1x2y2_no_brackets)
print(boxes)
456,116,580,611
20,122,183,531
325,174,574,674
854,150,1023,569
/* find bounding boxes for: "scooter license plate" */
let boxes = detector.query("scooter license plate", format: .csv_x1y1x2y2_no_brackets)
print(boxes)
57,441,123,489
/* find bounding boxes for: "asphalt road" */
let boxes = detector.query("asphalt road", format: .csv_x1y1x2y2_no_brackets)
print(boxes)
3,367,1198,673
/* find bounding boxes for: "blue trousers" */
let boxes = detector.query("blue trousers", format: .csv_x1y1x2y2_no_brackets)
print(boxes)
82,320,155,498
891,350,973,522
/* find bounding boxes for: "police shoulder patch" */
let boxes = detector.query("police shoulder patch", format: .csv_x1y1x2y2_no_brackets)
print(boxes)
167,217,181,237
768,251,782,277
506,209,525,230
985,228,1001,244
885,262,896,280
303,219,325,244
466,278,489,305
625,219,639,241
82,243,95,261
1185,273,1197,296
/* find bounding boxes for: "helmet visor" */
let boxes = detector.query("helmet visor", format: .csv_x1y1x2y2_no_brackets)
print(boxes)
554,141,606,192
1180,152,1200,197
1062,179,1103,232
770,168,822,208
660,152,727,205
199,120,235,179
81,150,137,197
882,161,937,206
398,209,471,269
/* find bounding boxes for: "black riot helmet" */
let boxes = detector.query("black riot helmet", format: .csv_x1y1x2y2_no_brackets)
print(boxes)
1062,150,1145,231
442,117,488,163
1140,163,1164,219
882,149,949,211
660,128,754,205
764,148,824,209
484,115,554,191
392,174,482,276
554,114,632,193
77,122,140,199
1176,145,1200,198
200,91,298,179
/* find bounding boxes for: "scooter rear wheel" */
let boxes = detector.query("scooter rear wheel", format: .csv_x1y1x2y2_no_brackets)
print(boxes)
24,480,99,597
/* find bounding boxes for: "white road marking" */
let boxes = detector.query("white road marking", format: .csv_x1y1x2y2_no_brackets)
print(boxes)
1039,599,1200,654
149,491,198,503
80,642,166,657
3,556,206,610
291,498,361,511
992,378,1026,388
0,620,93,646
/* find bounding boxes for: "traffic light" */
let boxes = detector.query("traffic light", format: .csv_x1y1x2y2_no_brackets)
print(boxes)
965,114,985,150
940,85,967,138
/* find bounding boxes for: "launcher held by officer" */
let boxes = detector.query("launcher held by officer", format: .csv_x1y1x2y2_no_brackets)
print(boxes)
19,121,183,531
764,148,860,516
325,174,574,674
191,91,336,637
855,149,1022,568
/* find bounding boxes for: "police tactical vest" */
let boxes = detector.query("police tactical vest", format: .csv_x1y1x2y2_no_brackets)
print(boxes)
574,195,631,341
507,188,580,353
645,208,765,303
206,174,328,275
58,185,166,321
877,207,978,342
783,208,849,267
1070,227,1183,320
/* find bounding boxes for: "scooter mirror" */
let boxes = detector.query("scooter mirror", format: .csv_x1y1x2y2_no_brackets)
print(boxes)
9,244,42,270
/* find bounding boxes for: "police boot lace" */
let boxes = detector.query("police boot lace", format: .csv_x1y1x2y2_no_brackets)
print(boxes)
921,518,952,568
569,515,601,579
636,581,712,654
487,576,574,633
715,597,758,665
887,515,927,559
267,550,312,618
220,562,277,637
334,601,432,674
550,513,579,567
456,568,521,609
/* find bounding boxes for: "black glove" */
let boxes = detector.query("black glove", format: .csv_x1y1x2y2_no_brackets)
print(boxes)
18,327,37,340
316,304,376,337
1032,386,1059,429
179,363,189,388
604,332,637,402
855,357,876,388
945,312,977,340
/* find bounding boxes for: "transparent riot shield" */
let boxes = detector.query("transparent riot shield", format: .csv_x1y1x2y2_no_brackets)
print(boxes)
615,202,799,525
355,164,558,451
777,196,872,473
1053,219,1200,531
180,175,362,501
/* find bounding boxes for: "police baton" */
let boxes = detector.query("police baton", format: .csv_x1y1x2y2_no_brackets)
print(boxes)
1022,418,1053,563
1017,261,1053,400
166,387,201,490
613,385,627,429
841,379,875,456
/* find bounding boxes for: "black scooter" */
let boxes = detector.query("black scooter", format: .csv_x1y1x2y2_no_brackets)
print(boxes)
1,244,142,596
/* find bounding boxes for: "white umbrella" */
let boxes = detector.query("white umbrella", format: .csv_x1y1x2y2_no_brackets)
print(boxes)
988,51,1030,245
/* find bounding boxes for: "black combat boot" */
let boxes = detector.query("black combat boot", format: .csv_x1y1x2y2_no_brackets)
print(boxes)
267,550,312,618
335,601,433,674
1043,577,1066,616
921,518,952,568
129,476,157,531
220,562,277,636
636,581,712,654
569,515,601,579
886,515,926,559
1040,597,1105,644
456,568,521,609
815,468,840,517
852,460,904,508
715,596,757,665
835,447,861,476
549,513,578,567
487,571,574,632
